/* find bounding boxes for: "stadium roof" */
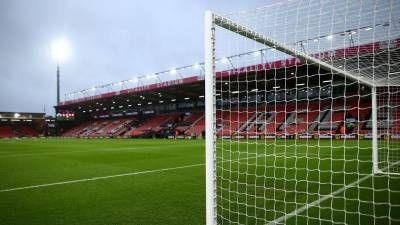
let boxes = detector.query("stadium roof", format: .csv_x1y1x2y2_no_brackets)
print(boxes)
56,37,400,111
0,112,45,120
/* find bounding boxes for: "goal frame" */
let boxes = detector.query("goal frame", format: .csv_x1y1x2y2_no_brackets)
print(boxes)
204,10,384,225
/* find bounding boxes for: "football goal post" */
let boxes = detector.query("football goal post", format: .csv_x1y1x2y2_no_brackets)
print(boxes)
205,1,400,224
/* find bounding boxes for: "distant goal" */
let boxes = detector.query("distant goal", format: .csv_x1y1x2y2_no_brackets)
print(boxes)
205,1,400,224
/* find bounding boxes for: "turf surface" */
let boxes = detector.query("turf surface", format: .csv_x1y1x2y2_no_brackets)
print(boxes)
0,138,399,225
216,139,400,225
0,138,206,225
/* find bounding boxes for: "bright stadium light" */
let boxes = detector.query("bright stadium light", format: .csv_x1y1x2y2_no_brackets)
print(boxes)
193,63,200,69
51,39,69,63
170,68,177,74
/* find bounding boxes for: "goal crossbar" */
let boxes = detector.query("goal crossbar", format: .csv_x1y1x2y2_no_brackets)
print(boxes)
213,13,375,88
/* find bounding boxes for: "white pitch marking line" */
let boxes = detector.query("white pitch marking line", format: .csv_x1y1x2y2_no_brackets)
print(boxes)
0,147,139,158
0,163,204,193
0,143,200,158
267,160,400,225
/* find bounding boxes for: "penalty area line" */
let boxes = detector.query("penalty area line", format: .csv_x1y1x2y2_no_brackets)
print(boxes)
267,160,400,225
0,163,204,193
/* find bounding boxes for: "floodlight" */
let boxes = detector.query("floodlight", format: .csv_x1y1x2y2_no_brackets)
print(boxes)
51,39,69,63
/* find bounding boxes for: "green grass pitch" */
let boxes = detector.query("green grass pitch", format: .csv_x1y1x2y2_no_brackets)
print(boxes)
0,138,399,225
0,139,206,225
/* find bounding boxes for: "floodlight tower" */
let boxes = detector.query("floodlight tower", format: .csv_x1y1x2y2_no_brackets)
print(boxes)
56,63,60,104
51,39,69,104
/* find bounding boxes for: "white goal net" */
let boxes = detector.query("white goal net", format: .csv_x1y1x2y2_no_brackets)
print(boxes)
205,0,400,224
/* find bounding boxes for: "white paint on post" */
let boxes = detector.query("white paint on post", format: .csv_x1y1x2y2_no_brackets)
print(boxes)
205,10,217,225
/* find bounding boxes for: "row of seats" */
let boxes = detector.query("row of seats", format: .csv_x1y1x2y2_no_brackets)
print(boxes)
62,118,133,137
0,125,39,138
61,98,400,138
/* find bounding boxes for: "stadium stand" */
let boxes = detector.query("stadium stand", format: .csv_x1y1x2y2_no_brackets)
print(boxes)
54,38,400,139
57,99,379,139
0,112,44,138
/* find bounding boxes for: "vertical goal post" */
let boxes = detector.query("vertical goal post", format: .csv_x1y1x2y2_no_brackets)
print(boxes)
205,1,400,224
205,10,217,225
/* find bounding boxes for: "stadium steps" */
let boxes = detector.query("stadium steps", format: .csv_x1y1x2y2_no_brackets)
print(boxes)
237,112,260,134
185,114,205,136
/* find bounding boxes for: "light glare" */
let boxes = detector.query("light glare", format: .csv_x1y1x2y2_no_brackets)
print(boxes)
51,39,69,62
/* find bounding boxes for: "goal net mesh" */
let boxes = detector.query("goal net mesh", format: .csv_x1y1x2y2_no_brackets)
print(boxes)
209,0,400,224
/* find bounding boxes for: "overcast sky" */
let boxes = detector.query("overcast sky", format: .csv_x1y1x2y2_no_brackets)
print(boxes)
0,0,274,115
